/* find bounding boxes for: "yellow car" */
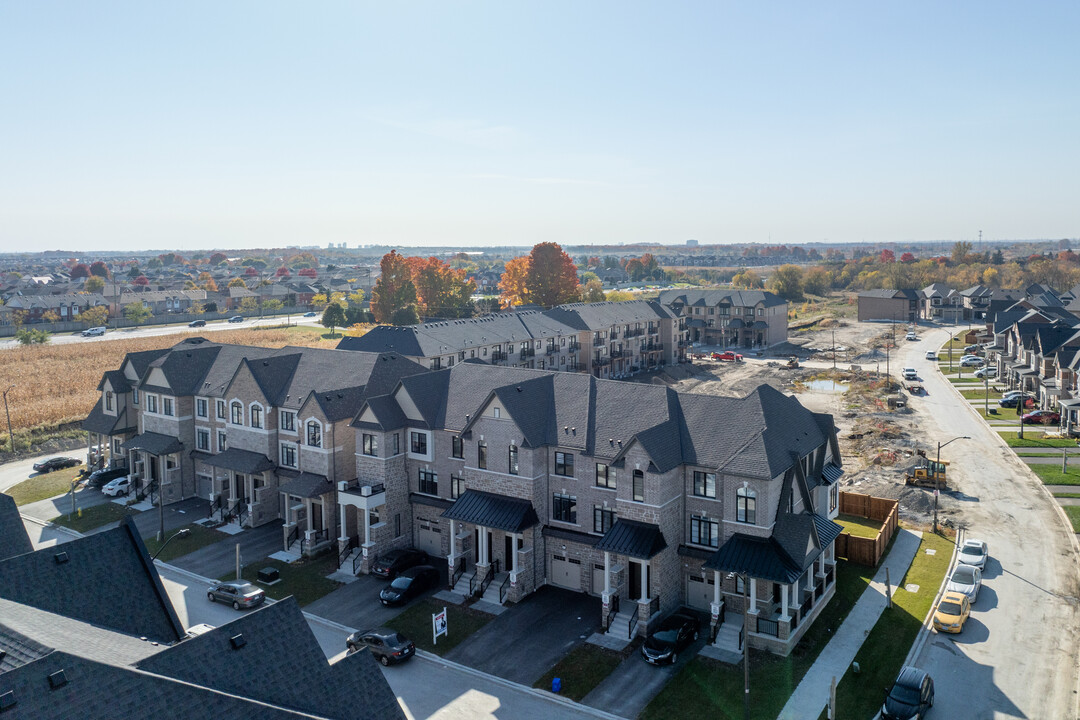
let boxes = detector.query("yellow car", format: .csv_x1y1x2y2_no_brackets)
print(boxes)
933,590,971,634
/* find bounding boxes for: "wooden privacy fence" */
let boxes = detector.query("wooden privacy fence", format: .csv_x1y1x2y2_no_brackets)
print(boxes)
835,491,899,567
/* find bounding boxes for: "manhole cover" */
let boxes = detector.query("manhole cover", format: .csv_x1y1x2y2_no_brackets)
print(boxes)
905,584,920,593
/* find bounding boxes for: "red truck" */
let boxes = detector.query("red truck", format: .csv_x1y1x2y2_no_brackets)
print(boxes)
711,351,744,362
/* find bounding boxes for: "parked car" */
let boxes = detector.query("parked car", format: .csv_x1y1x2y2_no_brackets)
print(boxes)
711,351,743,362
303,311,318,317
957,539,988,569
965,344,983,354
959,356,985,368
881,665,935,720
371,548,429,579
101,476,132,496
933,590,971,634
228,315,244,323
81,326,107,337
946,564,982,602
640,612,700,665
378,565,440,607
973,367,997,379
902,368,918,380
346,628,415,666
32,457,81,474
85,466,128,488
207,580,265,610
925,351,938,361
1022,409,1060,424
188,319,207,327
999,396,1021,409
906,332,917,341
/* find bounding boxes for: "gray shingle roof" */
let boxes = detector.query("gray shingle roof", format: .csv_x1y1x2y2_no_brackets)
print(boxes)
120,431,183,456
0,519,183,644
657,288,786,309
594,519,668,560
0,494,33,562
81,398,134,436
278,471,334,499
441,489,540,533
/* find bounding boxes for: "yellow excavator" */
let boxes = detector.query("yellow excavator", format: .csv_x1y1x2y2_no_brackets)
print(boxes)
904,458,948,488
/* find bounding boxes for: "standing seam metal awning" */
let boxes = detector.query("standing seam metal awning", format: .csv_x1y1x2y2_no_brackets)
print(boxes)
440,489,539,533
120,432,182,456
594,519,667,560
703,534,801,584
198,447,275,474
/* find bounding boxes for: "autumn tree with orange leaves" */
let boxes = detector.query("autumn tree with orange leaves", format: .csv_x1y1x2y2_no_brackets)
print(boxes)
406,256,476,318
370,250,418,323
499,242,581,308
498,256,531,307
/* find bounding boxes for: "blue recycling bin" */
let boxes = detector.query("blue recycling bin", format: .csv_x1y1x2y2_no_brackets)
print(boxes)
552,677,562,693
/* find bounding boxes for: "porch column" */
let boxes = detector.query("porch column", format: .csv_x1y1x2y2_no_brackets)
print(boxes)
781,582,789,620
748,577,758,615
713,570,721,607
338,502,348,543
478,525,488,565
818,553,826,576
603,551,612,594
448,519,457,564
363,507,371,545
511,534,519,574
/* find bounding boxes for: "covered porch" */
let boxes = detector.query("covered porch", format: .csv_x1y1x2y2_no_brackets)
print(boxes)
335,478,386,573
273,471,335,558
120,432,183,505
1059,397,1080,437
81,402,134,472
441,489,539,606
595,518,667,640
196,447,275,529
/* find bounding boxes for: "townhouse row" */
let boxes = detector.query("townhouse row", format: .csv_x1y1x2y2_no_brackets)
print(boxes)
84,337,843,655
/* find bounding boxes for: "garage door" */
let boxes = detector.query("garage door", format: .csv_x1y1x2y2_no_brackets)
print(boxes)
592,563,606,596
196,474,212,499
416,524,442,558
551,555,582,591
686,574,714,611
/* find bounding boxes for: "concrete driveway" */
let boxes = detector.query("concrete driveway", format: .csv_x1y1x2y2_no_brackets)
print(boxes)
130,497,211,539
444,586,601,686
304,572,420,632
171,520,283,578
582,613,707,719
19,484,112,524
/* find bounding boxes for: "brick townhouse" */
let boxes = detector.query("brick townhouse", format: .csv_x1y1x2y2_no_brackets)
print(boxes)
656,289,788,348
338,300,687,378
84,337,842,656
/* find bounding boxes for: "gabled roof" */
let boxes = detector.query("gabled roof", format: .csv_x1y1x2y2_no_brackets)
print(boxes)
0,494,32,562
657,288,787,308
0,519,183,644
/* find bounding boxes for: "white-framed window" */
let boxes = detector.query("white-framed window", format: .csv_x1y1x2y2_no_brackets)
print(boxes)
217,431,227,452
196,428,210,451
280,410,295,432
196,398,208,419
133,388,139,406
362,433,378,456
508,444,519,475
250,405,263,429
230,401,243,425
280,442,297,468
492,406,501,418
409,431,429,457
216,400,226,420
162,397,174,417
737,486,757,524
105,391,114,412
307,420,322,447
146,394,158,414
691,516,719,548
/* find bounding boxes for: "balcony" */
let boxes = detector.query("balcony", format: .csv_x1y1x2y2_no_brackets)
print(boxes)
594,356,611,367
645,343,664,352
609,349,624,359
546,346,557,355
627,328,644,338
520,347,536,359
338,480,386,510
568,342,581,353
491,350,508,363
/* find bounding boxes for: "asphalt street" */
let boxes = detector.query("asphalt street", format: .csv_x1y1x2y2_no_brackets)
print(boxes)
901,326,1080,719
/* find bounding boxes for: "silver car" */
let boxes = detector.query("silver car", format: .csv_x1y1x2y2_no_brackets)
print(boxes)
946,564,982,603
958,539,988,569
207,580,265,610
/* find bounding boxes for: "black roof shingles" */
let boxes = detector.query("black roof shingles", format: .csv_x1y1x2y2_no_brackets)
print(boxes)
0,493,33,562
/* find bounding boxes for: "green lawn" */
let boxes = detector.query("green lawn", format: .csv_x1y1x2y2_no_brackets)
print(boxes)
835,513,883,539
533,643,627,701
386,599,494,656
947,376,985,384
831,532,954,719
999,432,1076,448
960,389,1002,400
4,465,86,506
1029,464,1080,486
642,546,884,720
1050,491,1080,498
143,523,228,562
50,503,140,532
222,552,342,607
1061,507,1080,533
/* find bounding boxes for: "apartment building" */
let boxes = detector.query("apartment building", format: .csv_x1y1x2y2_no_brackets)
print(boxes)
656,289,788,348
338,300,685,379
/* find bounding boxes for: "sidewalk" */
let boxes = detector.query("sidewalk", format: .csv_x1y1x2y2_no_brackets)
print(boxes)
777,528,923,720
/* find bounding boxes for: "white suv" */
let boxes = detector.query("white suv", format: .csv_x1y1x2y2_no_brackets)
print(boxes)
81,326,107,337
902,368,918,380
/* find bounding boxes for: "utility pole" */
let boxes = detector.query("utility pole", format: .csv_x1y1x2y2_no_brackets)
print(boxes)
934,436,969,533
2,385,14,454
832,326,836,371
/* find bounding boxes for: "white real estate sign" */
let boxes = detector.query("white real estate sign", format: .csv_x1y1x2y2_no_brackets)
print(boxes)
432,606,448,645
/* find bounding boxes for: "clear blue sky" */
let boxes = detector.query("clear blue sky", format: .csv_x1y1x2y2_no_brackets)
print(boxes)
1,1,1076,252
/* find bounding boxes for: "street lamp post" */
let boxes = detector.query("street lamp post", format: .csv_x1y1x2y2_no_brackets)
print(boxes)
729,570,751,720
2,385,14,454
152,527,191,560
934,436,969,533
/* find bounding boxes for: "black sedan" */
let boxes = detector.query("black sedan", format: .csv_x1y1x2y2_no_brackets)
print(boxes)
84,466,128,488
188,319,207,327
346,628,415,666
228,315,244,323
379,565,440,607
33,457,81,474
371,548,429,579
641,612,700,665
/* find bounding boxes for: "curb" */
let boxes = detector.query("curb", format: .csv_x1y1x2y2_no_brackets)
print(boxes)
20,513,85,540
412,649,628,720
903,527,961,669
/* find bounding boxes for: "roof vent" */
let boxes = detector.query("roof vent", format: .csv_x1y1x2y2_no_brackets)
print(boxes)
53,551,69,565
338,393,343,398
609,438,614,445
0,691,15,712
564,426,569,433
230,634,246,650
47,670,67,689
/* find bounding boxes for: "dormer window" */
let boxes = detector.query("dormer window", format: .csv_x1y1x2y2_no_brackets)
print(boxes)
105,391,114,411
307,421,322,447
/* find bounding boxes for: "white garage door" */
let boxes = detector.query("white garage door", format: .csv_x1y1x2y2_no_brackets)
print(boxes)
592,563,606,596
686,574,714,611
196,474,213,498
551,555,582,591
417,524,442,558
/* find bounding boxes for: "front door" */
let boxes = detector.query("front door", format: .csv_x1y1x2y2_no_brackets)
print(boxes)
311,502,323,531
629,561,641,601
232,473,243,502
504,535,514,571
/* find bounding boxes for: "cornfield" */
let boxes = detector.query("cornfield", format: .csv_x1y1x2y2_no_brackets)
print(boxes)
0,327,353,436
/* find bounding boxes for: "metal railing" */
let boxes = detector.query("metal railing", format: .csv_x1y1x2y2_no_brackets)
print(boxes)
337,536,358,568
568,342,581,352
826,564,836,586
520,347,536,359
609,332,620,340
606,594,620,631
499,573,510,604
814,578,824,601
627,328,644,337
352,547,366,575
469,570,479,597
479,560,499,597
301,528,328,556
800,593,814,619
648,595,660,618
738,624,744,650
610,349,623,358
209,495,222,521
546,345,557,355
450,556,466,590
627,603,640,640
491,350,508,362
286,524,300,551
756,617,779,637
